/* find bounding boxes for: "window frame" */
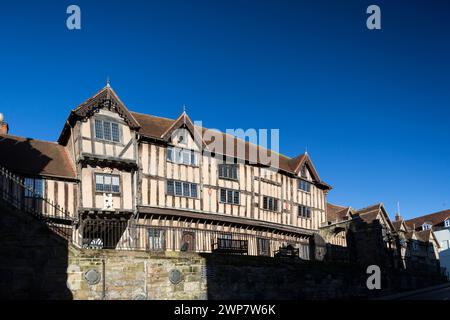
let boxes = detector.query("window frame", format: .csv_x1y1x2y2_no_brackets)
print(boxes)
23,177,45,199
95,173,121,194
166,146,199,167
219,188,240,205
218,164,239,180
298,205,312,219
166,179,199,199
298,179,311,193
262,196,279,212
147,227,165,251
94,118,122,143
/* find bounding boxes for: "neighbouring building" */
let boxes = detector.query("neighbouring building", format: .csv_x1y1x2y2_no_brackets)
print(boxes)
405,210,450,277
320,203,442,276
0,84,333,259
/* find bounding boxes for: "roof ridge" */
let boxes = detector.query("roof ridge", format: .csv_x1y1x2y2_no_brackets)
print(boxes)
406,209,450,222
132,110,298,161
131,111,176,122
0,133,60,146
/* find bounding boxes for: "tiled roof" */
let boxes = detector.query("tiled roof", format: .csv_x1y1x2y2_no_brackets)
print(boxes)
326,203,351,223
355,203,383,223
0,134,76,179
130,112,330,188
415,229,432,242
56,86,332,188
405,210,450,231
392,220,404,232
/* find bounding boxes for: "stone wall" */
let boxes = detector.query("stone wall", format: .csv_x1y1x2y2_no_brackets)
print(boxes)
0,199,446,300
67,248,207,300
0,201,72,299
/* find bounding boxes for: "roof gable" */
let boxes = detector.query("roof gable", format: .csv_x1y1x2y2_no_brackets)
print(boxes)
160,112,206,150
289,153,322,182
356,203,395,231
58,86,140,144
326,203,353,223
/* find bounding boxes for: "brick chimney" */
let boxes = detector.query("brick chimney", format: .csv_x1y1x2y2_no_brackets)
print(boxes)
0,113,9,135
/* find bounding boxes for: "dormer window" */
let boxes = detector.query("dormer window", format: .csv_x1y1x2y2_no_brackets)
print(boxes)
95,119,121,143
422,223,432,231
445,220,450,228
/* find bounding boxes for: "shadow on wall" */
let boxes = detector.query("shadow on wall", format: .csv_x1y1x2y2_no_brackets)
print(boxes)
200,253,371,300
0,138,72,299
0,136,53,176
0,199,73,300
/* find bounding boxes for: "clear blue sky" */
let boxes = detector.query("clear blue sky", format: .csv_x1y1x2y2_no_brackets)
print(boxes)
0,0,449,220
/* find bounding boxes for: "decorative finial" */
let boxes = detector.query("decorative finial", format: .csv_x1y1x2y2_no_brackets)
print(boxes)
305,145,308,155
106,76,111,88
182,104,187,114
395,201,402,221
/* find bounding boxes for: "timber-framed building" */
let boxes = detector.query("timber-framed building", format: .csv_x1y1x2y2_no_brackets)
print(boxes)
0,85,332,258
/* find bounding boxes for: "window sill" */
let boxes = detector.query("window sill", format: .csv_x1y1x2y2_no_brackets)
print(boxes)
93,138,124,146
260,208,281,214
218,176,239,182
166,194,199,200
95,192,121,195
219,201,242,206
166,160,199,168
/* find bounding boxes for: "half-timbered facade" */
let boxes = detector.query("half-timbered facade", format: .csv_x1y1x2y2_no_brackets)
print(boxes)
0,84,333,258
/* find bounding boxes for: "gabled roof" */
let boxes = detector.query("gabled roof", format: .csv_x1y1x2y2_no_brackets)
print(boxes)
288,152,322,182
355,203,395,231
392,220,408,232
405,209,450,231
58,86,140,144
160,111,206,149
415,229,432,242
0,134,76,180
326,203,353,223
57,86,331,189
415,229,440,248
131,111,331,188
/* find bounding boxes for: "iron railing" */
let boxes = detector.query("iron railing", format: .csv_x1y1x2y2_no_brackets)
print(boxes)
76,220,311,259
0,165,74,228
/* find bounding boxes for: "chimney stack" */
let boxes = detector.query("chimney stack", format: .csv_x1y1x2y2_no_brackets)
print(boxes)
0,113,9,135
